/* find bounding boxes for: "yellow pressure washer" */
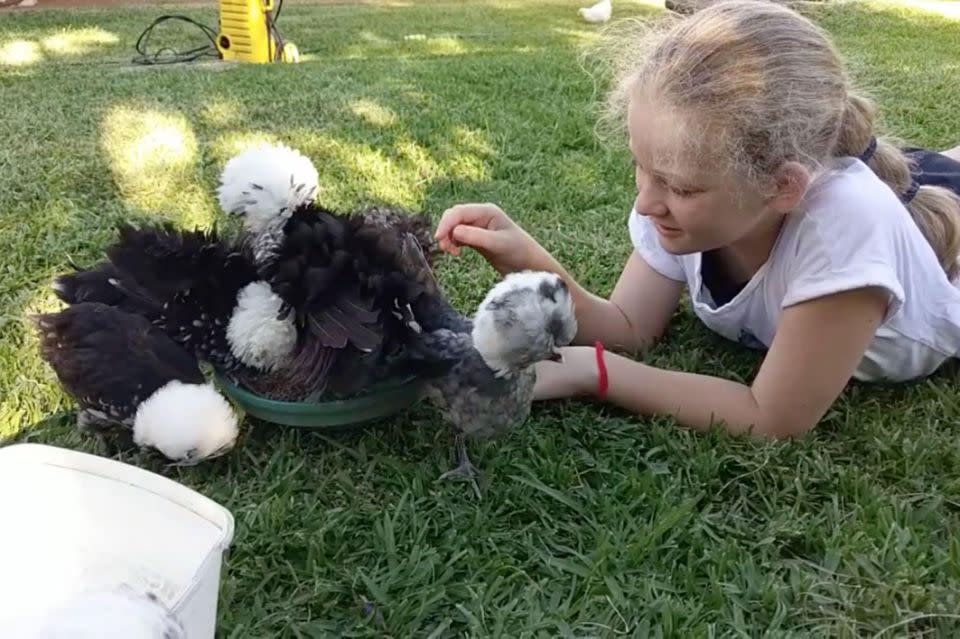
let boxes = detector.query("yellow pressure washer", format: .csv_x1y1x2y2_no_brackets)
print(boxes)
133,0,298,66
217,0,299,64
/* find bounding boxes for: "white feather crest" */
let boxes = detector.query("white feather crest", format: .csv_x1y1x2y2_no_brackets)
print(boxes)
216,142,320,234
133,381,238,464
228,281,297,371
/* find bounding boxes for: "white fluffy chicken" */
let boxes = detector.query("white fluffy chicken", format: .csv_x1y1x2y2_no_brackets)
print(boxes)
216,142,320,265
34,302,238,465
579,0,612,23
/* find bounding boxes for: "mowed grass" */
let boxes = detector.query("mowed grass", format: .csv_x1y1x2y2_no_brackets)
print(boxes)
2,0,960,635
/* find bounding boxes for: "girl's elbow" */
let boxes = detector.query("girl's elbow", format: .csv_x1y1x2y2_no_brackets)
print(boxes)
749,414,818,439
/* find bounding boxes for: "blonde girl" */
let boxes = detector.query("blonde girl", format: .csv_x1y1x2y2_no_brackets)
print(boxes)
434,0,960,438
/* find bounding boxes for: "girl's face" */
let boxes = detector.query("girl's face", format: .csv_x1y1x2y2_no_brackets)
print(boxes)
626,97,780,255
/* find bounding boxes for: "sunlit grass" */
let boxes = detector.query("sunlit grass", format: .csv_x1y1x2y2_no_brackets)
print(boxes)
208,130,285,163
0,249,78,439
348,98,399,128
100,105,213,228
0,27,119,66
40,27,119,54
0,40,42,66
878,0,960,20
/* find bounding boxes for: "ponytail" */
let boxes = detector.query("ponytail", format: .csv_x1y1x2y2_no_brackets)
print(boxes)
837,93,960,279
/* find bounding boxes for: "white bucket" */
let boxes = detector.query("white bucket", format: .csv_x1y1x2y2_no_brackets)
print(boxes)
0,443,234,638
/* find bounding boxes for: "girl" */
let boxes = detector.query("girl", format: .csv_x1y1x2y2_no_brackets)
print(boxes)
433,0,960,438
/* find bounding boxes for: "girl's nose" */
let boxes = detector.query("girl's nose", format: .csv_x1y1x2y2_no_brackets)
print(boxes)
634,187,668,218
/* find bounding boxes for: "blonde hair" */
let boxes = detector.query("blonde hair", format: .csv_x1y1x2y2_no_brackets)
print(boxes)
599,0,960,278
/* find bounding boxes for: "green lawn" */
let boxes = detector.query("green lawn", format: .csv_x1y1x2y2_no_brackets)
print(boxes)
2,0,960,635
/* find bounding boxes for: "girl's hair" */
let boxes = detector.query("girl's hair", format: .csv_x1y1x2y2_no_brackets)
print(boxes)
600,0,960,278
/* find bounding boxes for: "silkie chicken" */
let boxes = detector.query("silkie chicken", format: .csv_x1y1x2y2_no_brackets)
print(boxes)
216,143,445,399
402,268,578,497
52,223,317,400
34,302,238,465
579,0,612,23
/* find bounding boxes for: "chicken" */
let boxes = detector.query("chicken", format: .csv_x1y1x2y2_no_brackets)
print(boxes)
34,302,238,464
51,224,328,400
579,0,612,23
405,270,578,497
216,143,445,399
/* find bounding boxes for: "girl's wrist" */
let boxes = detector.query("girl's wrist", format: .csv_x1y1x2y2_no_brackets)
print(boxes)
566,345,604,399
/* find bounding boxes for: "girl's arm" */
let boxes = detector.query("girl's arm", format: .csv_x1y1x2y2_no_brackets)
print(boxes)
537,286,889,438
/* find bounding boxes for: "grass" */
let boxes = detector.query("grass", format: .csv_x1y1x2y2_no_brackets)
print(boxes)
2,0,960,635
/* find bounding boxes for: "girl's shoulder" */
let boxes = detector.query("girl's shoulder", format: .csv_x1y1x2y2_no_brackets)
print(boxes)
792,157,915,238
776,157,954,320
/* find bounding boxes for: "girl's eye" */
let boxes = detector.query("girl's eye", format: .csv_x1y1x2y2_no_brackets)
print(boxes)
634,160,700,197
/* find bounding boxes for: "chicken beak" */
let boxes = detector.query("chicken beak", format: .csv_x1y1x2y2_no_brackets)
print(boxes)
548,348,564,363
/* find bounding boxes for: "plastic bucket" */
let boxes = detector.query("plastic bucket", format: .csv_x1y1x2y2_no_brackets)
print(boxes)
0,443,234,637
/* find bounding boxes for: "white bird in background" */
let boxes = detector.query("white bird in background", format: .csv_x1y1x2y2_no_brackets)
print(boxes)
579,0,612,23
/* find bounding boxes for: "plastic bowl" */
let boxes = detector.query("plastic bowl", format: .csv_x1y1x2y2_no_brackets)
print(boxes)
215,374,425,428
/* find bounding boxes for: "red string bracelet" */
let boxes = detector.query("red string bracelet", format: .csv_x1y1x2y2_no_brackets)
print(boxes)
594,341,609,400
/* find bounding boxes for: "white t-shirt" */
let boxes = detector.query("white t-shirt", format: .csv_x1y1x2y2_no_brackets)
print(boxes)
629,156,960,382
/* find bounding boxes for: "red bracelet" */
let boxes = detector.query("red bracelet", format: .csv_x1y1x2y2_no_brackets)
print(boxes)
594,341,609,400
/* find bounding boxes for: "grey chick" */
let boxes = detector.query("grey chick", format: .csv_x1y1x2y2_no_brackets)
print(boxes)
408,270,578,497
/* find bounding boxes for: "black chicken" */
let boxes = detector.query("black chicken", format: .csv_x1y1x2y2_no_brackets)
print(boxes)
33,302,238,464
52,223,315,399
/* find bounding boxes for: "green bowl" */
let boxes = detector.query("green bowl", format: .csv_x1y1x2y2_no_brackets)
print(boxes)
216,374,426,428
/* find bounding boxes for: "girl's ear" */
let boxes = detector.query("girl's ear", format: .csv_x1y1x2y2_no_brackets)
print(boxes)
768,161,811,214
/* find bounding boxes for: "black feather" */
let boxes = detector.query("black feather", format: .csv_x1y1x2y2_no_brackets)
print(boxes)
232,331,336,401
102,222,260,373
52,261,156,311
249,200,454,395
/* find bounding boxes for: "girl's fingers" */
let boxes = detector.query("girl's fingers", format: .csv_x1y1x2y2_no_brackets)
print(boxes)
450,225,499,253
435,204,499,240
438,236,461,256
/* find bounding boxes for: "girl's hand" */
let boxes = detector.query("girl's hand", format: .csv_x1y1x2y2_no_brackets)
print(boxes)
434,203,554,275
532,346,600,401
